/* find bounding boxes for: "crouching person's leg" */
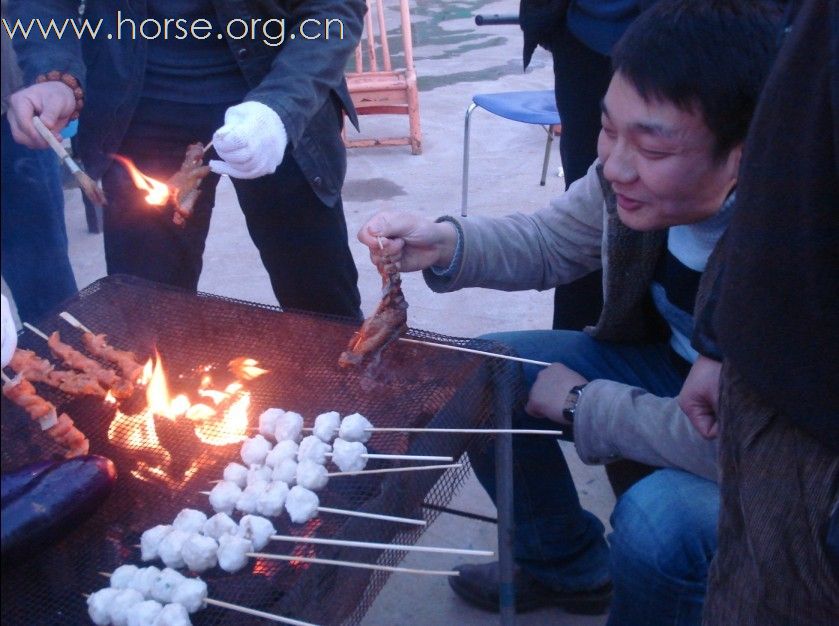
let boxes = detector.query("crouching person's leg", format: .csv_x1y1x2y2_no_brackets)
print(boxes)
608,469,719,626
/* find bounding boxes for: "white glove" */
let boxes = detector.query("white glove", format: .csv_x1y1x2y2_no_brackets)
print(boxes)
1,294,18,368
209,101,288,179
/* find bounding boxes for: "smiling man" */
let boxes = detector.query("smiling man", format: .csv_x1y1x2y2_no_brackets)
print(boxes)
356,1,779,622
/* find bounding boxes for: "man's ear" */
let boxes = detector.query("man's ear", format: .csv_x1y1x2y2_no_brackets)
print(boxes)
726,143,743,182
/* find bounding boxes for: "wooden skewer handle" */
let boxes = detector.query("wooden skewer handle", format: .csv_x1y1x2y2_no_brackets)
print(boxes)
324,452,454,462
248,551,458,576
205,598,316,626
327,462,461,477
269,533,494,557
365,427,565,436
32,117,81,172
398,337,551,367
316,506,426,526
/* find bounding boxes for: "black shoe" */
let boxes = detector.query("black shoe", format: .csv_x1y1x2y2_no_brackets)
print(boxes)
449,561,612,614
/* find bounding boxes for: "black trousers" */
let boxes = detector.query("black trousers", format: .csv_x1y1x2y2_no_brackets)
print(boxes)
549,24,611,332
101,98,361,319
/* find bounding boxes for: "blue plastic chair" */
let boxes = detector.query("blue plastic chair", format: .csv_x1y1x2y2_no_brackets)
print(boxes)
461,90,562,216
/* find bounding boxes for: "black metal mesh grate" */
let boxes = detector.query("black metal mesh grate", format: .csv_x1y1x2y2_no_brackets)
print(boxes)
1,275,524,625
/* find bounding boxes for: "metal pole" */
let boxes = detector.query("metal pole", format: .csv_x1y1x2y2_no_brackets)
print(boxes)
492,359,516,624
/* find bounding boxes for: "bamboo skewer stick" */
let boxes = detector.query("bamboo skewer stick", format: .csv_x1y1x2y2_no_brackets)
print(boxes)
22,322,49,341
326,452,453,462
1,371,12,384
269,533,494,557
248,552,458,576
94,574,317,625
202,140,214,154
32,116,107,206
59,311,93,334
327,462,462,477
362,427,564,436
398,336,551,367
198,492,427,526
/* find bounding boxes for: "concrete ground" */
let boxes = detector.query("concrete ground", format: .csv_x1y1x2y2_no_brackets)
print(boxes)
5,1,616,623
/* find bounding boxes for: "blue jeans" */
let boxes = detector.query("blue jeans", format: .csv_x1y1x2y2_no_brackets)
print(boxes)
1,115,77,322
608,469,719,626
469,330,686,592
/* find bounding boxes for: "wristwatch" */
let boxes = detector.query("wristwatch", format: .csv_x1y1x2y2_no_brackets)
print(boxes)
562,384,588,423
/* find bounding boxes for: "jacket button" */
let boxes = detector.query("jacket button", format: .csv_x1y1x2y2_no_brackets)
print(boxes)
236,48,249,60
312,176,322,187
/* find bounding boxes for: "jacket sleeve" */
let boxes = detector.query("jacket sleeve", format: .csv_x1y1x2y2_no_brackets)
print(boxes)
572,379,719,482
424,161,605,293
244,0,366,147
7,0,85,87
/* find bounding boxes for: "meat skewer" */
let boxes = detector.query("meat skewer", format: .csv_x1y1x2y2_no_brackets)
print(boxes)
59,312,145,383
8,348,107,396
168,142,211,226
338,241,408,367
23,323,134,399
2,372,89,457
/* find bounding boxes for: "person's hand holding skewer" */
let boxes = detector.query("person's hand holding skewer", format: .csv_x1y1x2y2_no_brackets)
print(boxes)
359,211,459,272
7,82,76,149
209,101,287,179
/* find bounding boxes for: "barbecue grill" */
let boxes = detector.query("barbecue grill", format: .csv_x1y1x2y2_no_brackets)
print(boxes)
1,275,523,625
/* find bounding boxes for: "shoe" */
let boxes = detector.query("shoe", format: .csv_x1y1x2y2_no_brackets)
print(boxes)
448,561,612,614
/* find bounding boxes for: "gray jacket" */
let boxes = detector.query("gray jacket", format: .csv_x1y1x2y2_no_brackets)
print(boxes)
425,162,718,482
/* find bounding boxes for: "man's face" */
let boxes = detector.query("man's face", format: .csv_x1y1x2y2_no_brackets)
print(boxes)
597,72,740,231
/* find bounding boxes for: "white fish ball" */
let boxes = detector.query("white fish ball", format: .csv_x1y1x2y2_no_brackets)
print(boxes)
208,480,241,515
332,438,368,472
247,465,272,485
286,486,319,523
236,480,268,514
338,413,373,443
238,514,276,551
274,411,304,442
181,534,218,573
158,529,190,569
171,578,208,613
265,440,298,468
109,588,145,626
150,568,186,604
258,408,284,439
111,564,139,589
296,460,329,491
297,435,331,464
241,435,272,466
217,534,253,573
87,588,120,625
172,509,207,534
222,462,248,488
151,602,191,626
141,525,172,562
127,600,163,626
202,512,237,540
272,458,297,485
312,411,340,442
257,480,289,517
130,566,162,597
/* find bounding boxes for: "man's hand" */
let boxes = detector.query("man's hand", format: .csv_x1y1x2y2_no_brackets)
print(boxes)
677,355,722,439
7,82,76,149
525,363,588,424
358,211,459,272
209,101,287,179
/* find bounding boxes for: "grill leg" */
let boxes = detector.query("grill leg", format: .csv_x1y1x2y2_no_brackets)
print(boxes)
493,363,516,624
461,103,478,217
540,126,554,186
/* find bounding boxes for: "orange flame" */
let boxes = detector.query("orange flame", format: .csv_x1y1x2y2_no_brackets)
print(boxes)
112,154,170,206
228,357,269,381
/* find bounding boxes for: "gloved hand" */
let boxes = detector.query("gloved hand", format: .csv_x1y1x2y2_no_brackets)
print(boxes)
1,294,18,368
209,101,288,179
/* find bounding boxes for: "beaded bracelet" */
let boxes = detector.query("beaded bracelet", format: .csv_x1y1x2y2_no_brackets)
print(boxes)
35,71,84,120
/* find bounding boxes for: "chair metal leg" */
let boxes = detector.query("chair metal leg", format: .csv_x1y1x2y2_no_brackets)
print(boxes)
461,103,478,217
540,125,554,186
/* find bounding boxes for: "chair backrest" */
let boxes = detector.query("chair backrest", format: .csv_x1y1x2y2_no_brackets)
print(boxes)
350,0,415,76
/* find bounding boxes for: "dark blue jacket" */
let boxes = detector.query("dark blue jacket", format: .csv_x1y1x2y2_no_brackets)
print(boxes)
9,0,366,206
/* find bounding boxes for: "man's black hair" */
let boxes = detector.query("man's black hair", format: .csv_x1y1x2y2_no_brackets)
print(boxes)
612,0,781,158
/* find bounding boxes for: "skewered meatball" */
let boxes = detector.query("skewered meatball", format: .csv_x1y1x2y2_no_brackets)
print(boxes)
265,440,298,468
217,534,253,573
312,411,340,443
272,458,297,485
297,435,331,464
257,480,289,517
109,588,146,626
208,480,241,515
286,486,319,523
247,465,272,485
111,564,140,589
87,588,120,625
130,565,162,597
171,578,208,613
236,480,268,514
202,512,237,540
181,534,218,573
258,408,284,439
331,438,368,472
338,413,373,443
238,514,276,551
296,460,329,491
141,524,173,561
151,602,192,626
222,462,248,488
274,411,303,442
172,509,207,534
150,568,187,604
127,600,164,626
240,435,272,466
158,529,190,569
